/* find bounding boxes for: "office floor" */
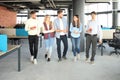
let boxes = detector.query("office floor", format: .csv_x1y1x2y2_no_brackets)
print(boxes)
0,39,120,80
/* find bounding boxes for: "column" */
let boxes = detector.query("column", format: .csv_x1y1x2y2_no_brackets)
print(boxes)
72,0,85,52
112,2,118,28
27,9,30,19
68,5,73,38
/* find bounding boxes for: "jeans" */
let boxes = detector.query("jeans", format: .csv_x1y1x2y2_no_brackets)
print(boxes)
71,37,80,56
45,34,54,58
28,35,39,59
56,35,68,59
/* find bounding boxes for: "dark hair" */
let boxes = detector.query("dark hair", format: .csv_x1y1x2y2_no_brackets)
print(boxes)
72,15,80,28
57,9,63,14
30,11,36,15
91,11,97,15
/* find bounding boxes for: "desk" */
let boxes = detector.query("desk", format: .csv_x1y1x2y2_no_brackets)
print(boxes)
101,29,115,56
8,35,28,45
0,45,21,72
8,35,43,47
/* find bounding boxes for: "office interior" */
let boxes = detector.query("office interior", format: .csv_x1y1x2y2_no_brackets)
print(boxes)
0,0,120,80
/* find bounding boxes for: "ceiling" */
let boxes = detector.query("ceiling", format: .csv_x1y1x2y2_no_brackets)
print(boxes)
0,0,115,12
0,0,72,11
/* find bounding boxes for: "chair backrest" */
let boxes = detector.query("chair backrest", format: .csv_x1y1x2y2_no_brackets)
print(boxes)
113,32,120,44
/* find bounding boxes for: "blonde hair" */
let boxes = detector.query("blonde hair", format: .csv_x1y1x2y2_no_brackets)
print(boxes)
43,15,53,29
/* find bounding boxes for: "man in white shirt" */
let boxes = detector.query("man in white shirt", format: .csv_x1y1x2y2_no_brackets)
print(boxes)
86,11,102,64
25,11,40,64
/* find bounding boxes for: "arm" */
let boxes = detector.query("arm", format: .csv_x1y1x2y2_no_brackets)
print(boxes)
62,18,68,33
98,25,103,44
54,19,61,32
37,21,41,36
70,23,75,33
86,21,89,32
86,20,92,33
98,26,103,40
25,21,30,31
70,23,73,32
78,24,82,33
43,22,55,34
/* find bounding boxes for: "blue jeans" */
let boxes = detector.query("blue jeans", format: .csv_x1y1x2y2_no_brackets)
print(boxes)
71,37,80,56
45,34,54,58
56,35,68,59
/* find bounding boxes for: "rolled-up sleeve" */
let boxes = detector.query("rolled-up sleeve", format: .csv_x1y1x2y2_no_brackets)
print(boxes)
25,21,29,31
70,23,73,33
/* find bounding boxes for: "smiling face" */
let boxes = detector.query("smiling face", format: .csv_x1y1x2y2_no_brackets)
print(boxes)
31,13,37,19
58,12,63,18
44,15,50,22
91,13,96,20
73,16,78,22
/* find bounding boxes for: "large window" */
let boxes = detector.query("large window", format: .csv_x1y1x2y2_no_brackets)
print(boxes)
85,3,113,28
16,9,68,25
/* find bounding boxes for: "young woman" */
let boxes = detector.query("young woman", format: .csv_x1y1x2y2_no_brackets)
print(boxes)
42,15,55,62
70,15,82,62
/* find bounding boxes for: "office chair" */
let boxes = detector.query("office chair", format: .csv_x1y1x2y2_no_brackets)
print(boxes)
108,32,120,55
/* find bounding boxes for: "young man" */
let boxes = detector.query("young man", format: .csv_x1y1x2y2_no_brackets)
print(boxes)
54,10,68,62
25,11,41,64
85,11,102,64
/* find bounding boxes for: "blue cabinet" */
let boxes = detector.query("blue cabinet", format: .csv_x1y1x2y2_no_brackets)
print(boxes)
16,29,28,36
0,34,7,52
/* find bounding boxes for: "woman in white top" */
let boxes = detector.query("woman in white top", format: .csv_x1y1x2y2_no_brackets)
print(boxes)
42,15,55,62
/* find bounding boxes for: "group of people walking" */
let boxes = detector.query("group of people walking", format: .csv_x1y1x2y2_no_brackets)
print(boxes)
25,10,102,65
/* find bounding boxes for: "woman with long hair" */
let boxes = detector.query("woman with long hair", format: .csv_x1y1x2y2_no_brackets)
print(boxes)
70,15,82,62
42,15,55,62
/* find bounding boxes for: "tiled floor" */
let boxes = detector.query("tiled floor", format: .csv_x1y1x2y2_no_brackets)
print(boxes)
0,39,120,80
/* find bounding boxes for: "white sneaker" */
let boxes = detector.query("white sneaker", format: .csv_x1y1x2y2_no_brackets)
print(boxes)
85,58,89,63
74,56,77,62
90,61,95,65
30,56,34,62
77,54,80,60
33,59,37,64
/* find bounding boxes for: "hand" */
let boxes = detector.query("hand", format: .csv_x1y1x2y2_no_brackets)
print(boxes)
37,34,39,36
51,30,55,32
30,26,36,30
99,39,102,44
61,30,67,33
87,27,92,33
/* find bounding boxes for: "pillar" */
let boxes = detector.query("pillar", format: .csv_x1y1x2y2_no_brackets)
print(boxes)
68,5,73,38
112,2,118,28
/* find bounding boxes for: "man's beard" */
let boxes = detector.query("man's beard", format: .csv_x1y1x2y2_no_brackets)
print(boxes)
59,16,62,18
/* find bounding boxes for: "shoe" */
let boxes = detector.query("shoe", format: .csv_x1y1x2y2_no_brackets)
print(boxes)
77,54,80,60
58,58,62,62
85,58,89,63
47,58,51,62
45,54,47,59
30,56,34,62
90,61,94,65
62,56,67,60
33,59,37,64
74,56,77,62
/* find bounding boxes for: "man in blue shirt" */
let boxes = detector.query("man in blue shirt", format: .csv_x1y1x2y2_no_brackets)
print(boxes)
54,10,68,62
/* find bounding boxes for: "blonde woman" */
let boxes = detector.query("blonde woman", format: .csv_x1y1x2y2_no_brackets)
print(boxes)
42,15,55,62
